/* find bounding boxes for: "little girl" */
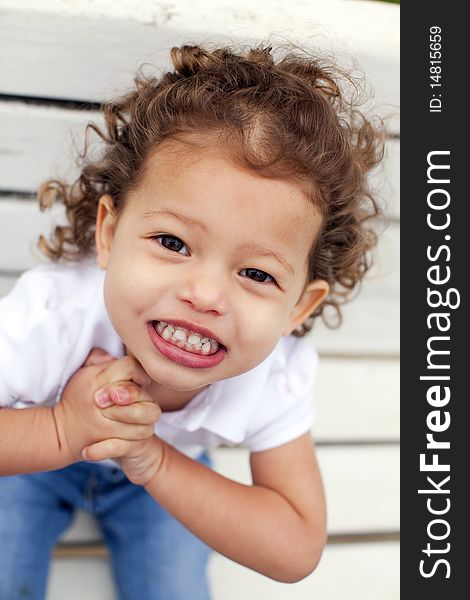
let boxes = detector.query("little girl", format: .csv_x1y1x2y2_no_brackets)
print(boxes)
0,44,384,599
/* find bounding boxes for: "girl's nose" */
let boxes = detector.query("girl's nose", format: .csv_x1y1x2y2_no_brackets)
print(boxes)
176,267,229,316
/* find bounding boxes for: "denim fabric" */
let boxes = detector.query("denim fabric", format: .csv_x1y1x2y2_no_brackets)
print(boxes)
0,454,213,600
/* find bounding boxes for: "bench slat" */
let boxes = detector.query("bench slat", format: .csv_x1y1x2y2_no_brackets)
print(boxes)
314,357,399,441
0,273,18,297
212,445,399,534
209,541,399,600
307,222,399,356
0,101,400,217
0,2,399,131
0,198,65,272
48,541,399,600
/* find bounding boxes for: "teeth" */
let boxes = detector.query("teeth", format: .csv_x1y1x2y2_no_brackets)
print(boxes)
155,321,220,355
173,328,187,342
159,321,176,336
162,327,173,341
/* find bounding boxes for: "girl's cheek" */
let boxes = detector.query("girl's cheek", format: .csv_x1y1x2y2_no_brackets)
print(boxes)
242,308,286,346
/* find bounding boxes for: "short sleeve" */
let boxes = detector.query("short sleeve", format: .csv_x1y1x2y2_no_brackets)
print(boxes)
243,337,318,453
0,267,73,407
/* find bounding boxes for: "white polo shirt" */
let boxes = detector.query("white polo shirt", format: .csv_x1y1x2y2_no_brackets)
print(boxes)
0,261,318,458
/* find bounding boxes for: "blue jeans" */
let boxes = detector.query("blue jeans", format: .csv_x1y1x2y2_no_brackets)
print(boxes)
0,454,213,600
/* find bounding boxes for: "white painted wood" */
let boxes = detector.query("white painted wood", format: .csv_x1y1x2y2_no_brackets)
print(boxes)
0,102,95,192
0,198,66,272
318,445,399,534
0,1,399,131
59,509,103,544
314,357,399,441
48,557,115,600
211,445,399,534
60,444,399,546
0,273,17,297
48,541,399,600
309,222,399,356
209,541,399,600
0,102,400,217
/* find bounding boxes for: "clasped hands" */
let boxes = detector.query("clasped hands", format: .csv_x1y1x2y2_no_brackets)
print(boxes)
53,348,164,485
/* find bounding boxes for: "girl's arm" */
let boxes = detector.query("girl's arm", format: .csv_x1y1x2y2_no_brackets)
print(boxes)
86,432,327,583
0,353,160,476
0,405,72,474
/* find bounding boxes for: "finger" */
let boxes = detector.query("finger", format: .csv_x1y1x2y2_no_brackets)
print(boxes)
99,418,156,441
96,355,152,388
118,423,156,441
82,425,155,460
82,438,132,461
95,383,155,408
101,401,161,425
83,347,116,367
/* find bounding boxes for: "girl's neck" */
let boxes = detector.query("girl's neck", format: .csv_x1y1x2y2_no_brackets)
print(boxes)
146,379,206,413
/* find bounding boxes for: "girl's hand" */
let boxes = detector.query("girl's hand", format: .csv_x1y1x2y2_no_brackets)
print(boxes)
82,435,166,486
78,348,165,485
54,350,161,462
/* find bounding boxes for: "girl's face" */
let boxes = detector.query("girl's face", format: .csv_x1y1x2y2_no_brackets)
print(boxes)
96,139,328,393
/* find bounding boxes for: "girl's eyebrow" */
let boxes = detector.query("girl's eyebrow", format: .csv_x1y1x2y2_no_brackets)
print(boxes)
142,208,207,231
143,208,294,275
242,243,295,276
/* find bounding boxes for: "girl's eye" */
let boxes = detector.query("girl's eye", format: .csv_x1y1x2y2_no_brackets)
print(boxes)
240,268,276,285
155,235,190,256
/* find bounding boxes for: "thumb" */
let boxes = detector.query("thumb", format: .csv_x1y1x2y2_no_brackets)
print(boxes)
83,347,115,367
82,439,129,461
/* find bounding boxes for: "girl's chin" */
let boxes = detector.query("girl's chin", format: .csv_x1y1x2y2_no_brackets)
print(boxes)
142,360,221,392
143,370,212,410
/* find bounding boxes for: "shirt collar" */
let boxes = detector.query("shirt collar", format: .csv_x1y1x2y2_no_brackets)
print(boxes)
159,348,277,442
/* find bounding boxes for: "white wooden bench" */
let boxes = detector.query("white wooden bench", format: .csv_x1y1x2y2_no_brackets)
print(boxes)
0,1,399,598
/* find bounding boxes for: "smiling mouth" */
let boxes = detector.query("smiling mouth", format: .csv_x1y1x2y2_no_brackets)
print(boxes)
152,321,222,356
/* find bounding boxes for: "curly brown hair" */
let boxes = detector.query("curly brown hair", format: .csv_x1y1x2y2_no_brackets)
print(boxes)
38,43,385,335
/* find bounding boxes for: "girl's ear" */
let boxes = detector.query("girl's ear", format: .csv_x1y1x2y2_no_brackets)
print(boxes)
283,279,330,336
95,195,116,269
